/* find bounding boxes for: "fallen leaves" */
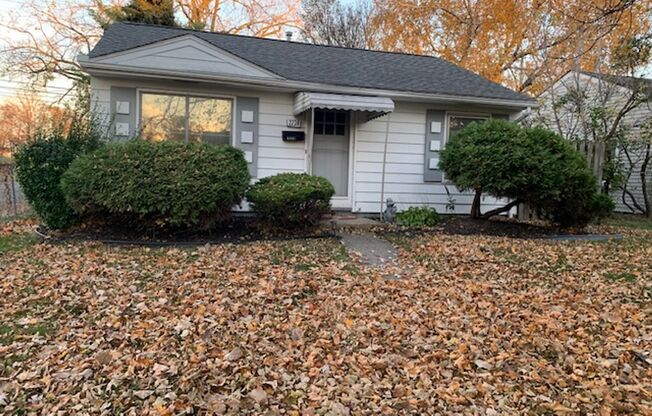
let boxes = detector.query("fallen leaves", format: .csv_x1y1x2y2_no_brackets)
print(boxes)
0,227,650,414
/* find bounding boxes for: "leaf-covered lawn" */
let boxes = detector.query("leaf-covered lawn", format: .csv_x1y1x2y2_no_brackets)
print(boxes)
0,228,651,414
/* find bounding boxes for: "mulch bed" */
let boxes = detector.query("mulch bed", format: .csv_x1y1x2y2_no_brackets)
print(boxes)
440,216,562,238
38,215,337,247
378,216,617,240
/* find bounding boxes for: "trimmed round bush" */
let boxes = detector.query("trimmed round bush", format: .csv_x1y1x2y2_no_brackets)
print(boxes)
61,140,250,228
439,119,525,202
440,119,601,227
246,173,334,228
522,127,599,228
14,123,101,229
396,206,440,227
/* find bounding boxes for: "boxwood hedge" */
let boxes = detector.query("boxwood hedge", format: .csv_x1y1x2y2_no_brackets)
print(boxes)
246,173,334,228
14,121,102,229
61,140,250,228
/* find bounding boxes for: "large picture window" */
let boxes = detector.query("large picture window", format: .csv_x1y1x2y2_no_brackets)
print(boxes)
141,93,232,145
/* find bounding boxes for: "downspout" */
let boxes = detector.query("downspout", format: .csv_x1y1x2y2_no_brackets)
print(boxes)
307,107,315,173
379,112,391,220
513,106,532,123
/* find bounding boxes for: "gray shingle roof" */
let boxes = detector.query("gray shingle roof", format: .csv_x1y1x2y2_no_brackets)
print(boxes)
89,22,534,103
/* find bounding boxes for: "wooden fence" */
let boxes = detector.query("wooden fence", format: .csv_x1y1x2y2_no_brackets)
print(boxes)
0,163,29,218
574,140,606,185
518,139,606,220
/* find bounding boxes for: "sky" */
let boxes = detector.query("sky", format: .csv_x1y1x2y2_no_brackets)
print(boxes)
0,0,77,104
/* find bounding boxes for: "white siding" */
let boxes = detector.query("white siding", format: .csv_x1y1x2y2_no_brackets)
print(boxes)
90,76,306,180
613,103,650,213
352,101,510,214
91,77,518,214
536,72,652,213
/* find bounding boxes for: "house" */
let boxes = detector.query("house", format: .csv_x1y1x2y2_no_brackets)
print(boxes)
80,22,537,214
536,70,652,214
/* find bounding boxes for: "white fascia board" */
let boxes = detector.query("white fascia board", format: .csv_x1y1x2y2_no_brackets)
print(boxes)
80,60,539,110
86,35,283,80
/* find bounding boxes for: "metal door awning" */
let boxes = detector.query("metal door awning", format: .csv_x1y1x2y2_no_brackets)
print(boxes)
293,92,394,121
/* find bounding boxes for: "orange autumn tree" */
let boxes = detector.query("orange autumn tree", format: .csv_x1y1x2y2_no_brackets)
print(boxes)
178,0,300,37
371,0,652,94
0,91,66,157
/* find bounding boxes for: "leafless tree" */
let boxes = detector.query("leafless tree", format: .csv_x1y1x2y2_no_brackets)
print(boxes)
300,0,373,49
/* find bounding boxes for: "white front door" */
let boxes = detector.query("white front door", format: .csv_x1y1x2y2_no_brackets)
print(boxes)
312,109,350,198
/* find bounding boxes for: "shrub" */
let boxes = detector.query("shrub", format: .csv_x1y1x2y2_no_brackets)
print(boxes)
440,120,600,227
246,173,334,229
522,127,599,228
14,120,102,229
439,119,533,218
396,206,441,227
589,193,616,221
61,140,250,228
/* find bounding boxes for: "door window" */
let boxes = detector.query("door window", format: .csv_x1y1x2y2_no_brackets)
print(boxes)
314,109,346,135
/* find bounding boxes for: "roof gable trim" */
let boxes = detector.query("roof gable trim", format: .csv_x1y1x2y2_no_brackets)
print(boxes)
91,34,283,80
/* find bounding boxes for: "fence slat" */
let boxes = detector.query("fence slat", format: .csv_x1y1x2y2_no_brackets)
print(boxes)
0,163,28,218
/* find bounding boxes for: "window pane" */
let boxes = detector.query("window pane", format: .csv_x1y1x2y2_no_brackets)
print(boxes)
449,117,485,139
335,112,345,123
325,123,335,135
188,97,232,145
314,122,324,135
335,124,345,135
141,93,186,142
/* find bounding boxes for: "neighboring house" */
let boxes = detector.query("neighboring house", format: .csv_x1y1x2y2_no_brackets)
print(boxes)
536,70,652,214
80,22,536,214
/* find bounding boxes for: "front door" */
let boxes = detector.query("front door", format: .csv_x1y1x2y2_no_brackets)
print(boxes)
312,109,349,197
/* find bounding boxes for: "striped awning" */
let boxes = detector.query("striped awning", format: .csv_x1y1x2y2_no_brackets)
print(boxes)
293,92,394,121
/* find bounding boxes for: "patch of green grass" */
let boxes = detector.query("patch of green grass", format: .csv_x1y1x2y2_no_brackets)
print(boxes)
0,320,56,345
604,214,652,231
604,271,637,282
0,233,38,254
0,353,28,376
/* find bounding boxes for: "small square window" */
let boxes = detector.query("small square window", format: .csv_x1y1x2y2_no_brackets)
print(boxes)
314,122,324,135
335,124,345,135
325,112,335,123
336,112,345,123
325,124,335,135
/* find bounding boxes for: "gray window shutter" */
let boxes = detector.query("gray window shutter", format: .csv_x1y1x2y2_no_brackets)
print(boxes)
235,97,258,178
110,87,137,140
424,110,445,182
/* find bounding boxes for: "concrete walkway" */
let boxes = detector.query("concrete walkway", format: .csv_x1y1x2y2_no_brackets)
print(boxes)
339,233,398,268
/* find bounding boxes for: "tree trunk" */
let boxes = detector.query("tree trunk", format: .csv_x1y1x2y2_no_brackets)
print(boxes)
641,144,651,218
479,199,521,219
470,189,482,218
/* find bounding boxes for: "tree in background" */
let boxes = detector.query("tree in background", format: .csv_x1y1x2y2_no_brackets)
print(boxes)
0,91,66,157
300,0,373,48
534,36,652,216
371,0,651,94
96,0,177,27
0,0,114,88
177,0,299,37
0,0,300,89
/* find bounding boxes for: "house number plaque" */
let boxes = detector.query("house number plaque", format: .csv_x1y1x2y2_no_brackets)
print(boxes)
286,119,302,128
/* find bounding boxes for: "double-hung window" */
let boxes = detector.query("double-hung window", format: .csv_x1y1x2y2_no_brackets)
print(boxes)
140,92,233,145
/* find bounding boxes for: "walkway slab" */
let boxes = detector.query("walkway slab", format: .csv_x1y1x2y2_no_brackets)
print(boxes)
339,233,397,268
322,214,380,229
